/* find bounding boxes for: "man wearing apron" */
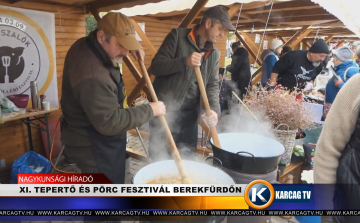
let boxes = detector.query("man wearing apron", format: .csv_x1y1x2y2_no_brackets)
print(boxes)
60,12,166,184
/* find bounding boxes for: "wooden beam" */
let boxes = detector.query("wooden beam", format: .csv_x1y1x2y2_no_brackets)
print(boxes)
290,28,313,48
251,67,262,86
178,0,209,28
123,57,143,82
227,3,243,18
325,35,334,43
239,31,262,66
89,7,101,22
284,26,310,46
128,78,147,105
236,32,261,66
241,11,271,25
303,40,311,49
130,18,157,57
335,40,345,49
280,37,288,43
122,56,151,100
125,17,158,105
251,67,262,80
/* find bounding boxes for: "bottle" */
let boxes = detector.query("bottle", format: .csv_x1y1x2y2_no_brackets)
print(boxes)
30,81,40,109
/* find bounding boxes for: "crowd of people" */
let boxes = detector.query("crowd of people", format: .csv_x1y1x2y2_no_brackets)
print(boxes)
57,4,360,222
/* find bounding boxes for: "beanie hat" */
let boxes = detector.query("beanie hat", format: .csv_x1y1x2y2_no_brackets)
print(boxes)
270,39,283,50
332,46,354,62
309,39,329,54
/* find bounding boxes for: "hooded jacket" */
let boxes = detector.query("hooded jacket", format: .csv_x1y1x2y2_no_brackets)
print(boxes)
325,60,359,104
226,47,251,83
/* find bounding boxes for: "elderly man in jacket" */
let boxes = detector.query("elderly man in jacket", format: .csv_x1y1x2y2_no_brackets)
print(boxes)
60,12,166,184
149,6,235,160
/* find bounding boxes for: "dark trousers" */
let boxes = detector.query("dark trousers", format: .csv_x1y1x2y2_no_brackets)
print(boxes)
149,98,199,161
63,145,99,173
236,76,251,100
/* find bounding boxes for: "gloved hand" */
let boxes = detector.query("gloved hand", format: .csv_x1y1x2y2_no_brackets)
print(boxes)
201,110,218,127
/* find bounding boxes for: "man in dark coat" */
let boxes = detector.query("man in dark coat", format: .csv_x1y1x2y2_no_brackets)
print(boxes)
226,41,251,99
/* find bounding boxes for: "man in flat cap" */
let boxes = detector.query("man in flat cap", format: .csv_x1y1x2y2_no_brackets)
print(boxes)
149,6,235,160
60,12,166,184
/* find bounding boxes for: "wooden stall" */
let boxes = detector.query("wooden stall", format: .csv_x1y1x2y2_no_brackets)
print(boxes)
0,0,169,182
0,0,359,183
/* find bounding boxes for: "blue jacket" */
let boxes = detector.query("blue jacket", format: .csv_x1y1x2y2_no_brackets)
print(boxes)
260,50,278,86
325,61,359,104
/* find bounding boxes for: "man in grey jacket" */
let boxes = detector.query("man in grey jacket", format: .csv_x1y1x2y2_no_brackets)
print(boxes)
149,6,235,160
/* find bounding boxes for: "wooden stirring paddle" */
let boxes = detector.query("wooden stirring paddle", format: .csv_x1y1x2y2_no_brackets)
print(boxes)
138,60,191,184
193,66,221,149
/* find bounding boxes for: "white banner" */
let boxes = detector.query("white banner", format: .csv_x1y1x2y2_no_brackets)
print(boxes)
0,184,245,197
0,6,58,107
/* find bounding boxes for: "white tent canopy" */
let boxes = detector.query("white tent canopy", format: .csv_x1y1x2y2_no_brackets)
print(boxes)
311,0,360,38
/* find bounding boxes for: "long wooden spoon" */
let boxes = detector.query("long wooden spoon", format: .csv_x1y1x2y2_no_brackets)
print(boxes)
193,66,221,148
138,60,190,183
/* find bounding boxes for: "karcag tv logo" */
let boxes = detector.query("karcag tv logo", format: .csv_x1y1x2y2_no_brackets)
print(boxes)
244,180,275,210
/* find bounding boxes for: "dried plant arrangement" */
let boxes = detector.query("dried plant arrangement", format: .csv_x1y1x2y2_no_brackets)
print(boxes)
243,87,315,131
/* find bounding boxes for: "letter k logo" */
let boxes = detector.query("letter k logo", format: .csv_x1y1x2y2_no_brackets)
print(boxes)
252,188,267,202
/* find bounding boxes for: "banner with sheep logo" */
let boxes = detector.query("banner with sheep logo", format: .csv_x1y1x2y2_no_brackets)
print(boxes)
0,6,57,107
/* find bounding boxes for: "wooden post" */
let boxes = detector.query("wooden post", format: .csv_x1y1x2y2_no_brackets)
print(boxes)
325,35,334,43
251,67,262,86
236,32,262,66
88,7,101,22
178,0,209,28
335,40,345,49
130,18,157,57
280,37,288,44
284,26,310,46
227,3,243,18
302,40,311,49
290,28,313,49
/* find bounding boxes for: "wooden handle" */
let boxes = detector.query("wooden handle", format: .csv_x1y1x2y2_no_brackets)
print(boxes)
138,61,189,182
193,66,221,149
231,91,258,121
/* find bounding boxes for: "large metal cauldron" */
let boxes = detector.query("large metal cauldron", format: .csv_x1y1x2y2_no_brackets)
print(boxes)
210,133,285,174
133,160,234,223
